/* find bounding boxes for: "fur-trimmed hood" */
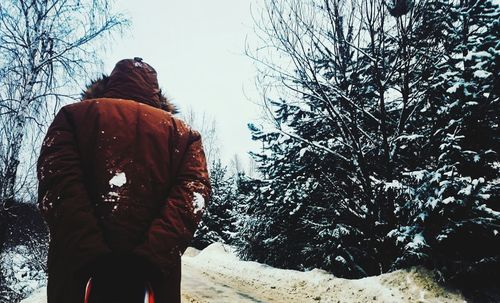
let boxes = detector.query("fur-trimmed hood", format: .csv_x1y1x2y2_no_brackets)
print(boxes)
81,58,178,114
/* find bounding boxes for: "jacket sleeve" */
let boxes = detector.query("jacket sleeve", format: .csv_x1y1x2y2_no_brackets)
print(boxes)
37,107,111,268
133,129,211,271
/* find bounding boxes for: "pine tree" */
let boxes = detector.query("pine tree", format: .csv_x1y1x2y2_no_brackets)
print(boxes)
391,0,500,284
239,0,499,283
238,0,444,277
192,160,238,249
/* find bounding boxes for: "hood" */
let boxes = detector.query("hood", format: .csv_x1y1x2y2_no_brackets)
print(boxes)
81,58,178,114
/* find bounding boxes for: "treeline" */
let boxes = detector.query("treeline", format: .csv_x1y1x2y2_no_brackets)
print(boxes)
193,0,499,293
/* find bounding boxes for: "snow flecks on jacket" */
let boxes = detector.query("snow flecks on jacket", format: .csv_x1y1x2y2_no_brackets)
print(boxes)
103,172,127,205
184,180,208,217
109,172,127,187
192,192,205,214
39,191,60,219
42,134,56,148
102,191,120,203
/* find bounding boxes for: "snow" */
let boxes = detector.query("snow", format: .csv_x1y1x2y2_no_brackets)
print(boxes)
335,255,347,264
19,288,46,303
442,197,455,204
1,246,46,302
103,191,120,203
289,202,302,215
465,50,491,60
332,225,350,239
299,147,308,158
477,204,500,218
20,243,466,303
109,172,127,187
446,83,460,94
42,135,55,147
395,134,424,141
384,180,403,190
458,185,472,196
405,233,427,251
180,243,465,302
473,70,491,79
193,192,205,214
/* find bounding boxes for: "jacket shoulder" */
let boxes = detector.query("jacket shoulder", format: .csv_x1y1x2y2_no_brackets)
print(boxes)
169,115,202,142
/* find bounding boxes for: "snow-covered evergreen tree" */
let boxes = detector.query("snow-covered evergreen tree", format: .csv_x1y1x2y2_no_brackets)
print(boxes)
238,0,499,282
390,0,500,284
192,160,238,249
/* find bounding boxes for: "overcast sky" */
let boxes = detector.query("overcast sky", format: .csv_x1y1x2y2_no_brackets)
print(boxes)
102,0,263,166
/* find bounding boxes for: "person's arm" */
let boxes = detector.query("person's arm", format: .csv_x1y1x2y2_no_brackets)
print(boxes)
37,107,110,268
133,129,211,271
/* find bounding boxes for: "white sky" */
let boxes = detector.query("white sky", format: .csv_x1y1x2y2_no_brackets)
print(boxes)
101,0,264,166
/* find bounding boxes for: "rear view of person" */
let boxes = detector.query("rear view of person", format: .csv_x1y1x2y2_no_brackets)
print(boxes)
37,58,211,303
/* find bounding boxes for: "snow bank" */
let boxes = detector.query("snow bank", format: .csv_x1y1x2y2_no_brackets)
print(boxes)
183,246,201,257
21,243,466,303
194,242,239,262
181,243,466,303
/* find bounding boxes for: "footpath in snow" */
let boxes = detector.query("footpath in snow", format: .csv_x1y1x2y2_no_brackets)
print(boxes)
21,243,466,303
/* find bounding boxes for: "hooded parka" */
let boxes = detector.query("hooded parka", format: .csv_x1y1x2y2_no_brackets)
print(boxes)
37,58,211,303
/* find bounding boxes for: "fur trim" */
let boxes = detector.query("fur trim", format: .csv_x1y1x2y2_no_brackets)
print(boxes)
158,89,178,114
81,74,178,114
81,74,110,100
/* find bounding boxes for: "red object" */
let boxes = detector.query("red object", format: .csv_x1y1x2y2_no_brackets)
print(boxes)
84,278,92,303
145,282,155,303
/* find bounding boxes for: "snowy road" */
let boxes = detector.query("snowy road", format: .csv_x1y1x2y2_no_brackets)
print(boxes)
180,246,320,303
181,258,263,302
21,243,466,303
179,244,466,303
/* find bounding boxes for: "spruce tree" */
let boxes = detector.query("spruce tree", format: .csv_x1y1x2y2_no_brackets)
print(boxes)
192,160,238,249
237,0,499,284
391,0,500,284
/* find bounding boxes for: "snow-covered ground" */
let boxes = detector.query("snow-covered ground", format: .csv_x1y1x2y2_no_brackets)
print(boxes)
180,243,465,303
1,245,46,303
20,243,466,303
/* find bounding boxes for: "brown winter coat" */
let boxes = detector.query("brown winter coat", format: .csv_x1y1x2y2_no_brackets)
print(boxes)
37,59,211,303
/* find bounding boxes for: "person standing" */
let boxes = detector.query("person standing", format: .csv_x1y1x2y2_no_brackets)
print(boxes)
37,58,211,303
